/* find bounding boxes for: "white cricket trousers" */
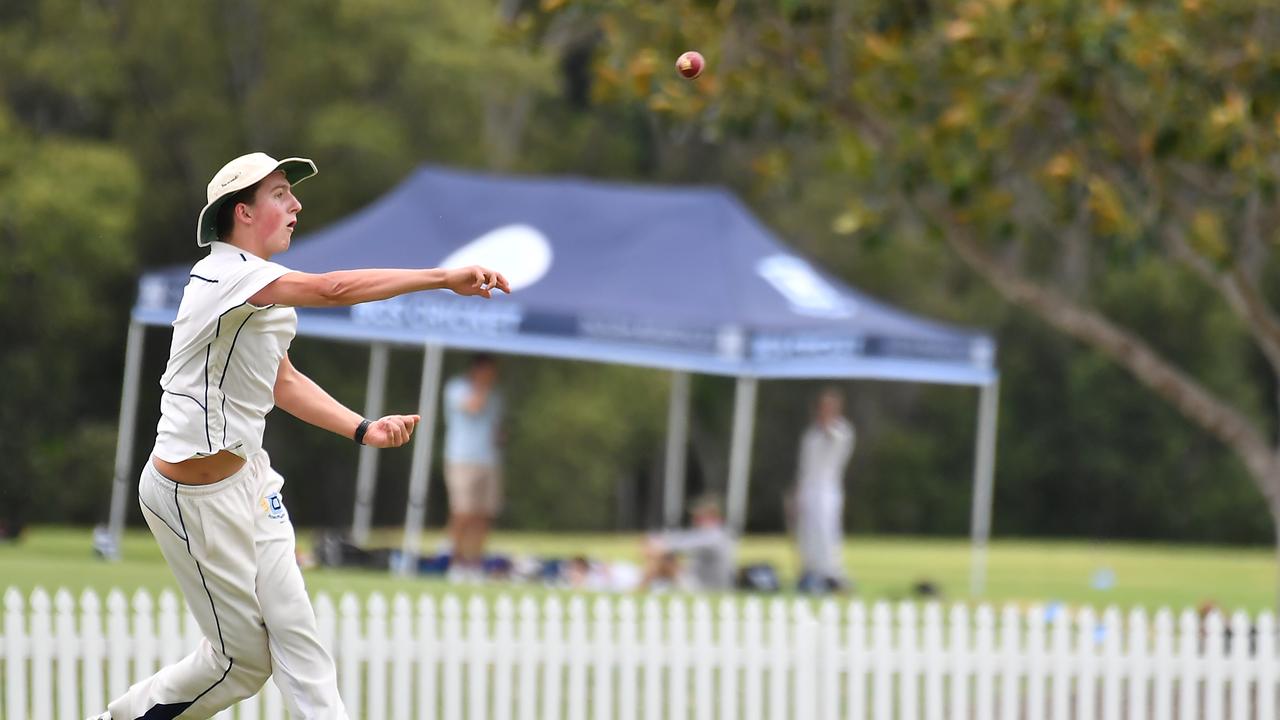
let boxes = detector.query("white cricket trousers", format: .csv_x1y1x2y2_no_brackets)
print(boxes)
106,451,348,719
796,490,846,581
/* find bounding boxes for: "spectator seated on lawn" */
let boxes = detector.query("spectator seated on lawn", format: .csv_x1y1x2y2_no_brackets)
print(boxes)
639,495,736,592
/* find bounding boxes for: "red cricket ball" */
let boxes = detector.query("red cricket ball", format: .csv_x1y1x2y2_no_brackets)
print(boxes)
676,51,705,79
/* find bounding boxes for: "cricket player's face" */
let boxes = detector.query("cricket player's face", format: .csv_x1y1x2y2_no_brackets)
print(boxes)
817,393,843,425
250,171,302,255
471,362,498,386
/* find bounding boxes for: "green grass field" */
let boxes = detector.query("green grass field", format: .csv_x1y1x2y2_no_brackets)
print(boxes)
0,526,1273,612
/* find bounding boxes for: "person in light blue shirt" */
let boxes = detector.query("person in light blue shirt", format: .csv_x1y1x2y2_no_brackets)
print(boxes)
443,354,503,579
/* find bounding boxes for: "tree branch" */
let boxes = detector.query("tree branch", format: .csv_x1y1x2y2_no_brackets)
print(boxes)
940,220,1279,500
1164,227,1280,378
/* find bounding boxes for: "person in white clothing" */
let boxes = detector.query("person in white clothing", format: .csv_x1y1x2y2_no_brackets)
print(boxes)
91,152,509,720
793,387,855,592
639,495,735,592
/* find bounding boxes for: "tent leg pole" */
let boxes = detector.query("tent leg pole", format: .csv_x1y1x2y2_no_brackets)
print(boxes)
969,378,1000,597
106,320,145,561
725,376,758,536
398,344,445,575
662,371,692,528
352,343,390,546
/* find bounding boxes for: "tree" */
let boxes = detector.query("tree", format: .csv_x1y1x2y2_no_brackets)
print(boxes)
0,107,141,526
587,0,1280,599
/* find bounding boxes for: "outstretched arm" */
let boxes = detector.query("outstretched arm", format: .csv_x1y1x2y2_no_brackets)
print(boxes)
249,265,511,307
273,352,418,448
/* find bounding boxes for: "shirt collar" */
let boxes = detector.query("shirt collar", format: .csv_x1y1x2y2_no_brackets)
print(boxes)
209,241,260,260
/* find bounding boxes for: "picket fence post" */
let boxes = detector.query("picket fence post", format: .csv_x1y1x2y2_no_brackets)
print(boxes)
1152,608,1175,720
1229,610,1250,720
1078,606,1099,720
616,597,638,720
441,594,463,720
80,588,105,717
105,590,128,702
973,604,996,720
846,600,866,720
691,598,714,720
894,602,916,720
1257,612,1276,720
1026,604,1047,720
1101,606,1123,720
542,596,565,720
642,598,662,720
869,601,890,720
338,593,361,716
54,589,77,720
6,588,29,720
742,598,764,720
1176,608,1199,720
922,602,943,720
768,599,790,720
31,587,52,720
515,595,538,720
997,604,1020,720
567,596,591,720
816,600,839,720
418,594,440,720
367,592,389,720
1205,610,1226,720
1048,602,1070,720
391,593,414,720
155,590,181,669
592,596,616,720
794,600,817,720
492,595,516,720
948,603,970,720
669,597,689,720
1129,607,1151,720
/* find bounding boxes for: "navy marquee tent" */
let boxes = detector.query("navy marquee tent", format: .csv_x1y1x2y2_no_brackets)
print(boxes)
110,166,1001,591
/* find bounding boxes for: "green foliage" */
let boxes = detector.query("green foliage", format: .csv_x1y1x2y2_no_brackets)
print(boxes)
584,0,1279,541
503,360,667,530
0,0,1275,546
0,108,140,527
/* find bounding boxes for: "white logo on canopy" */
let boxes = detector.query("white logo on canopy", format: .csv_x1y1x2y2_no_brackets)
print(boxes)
756,255,854,318
440,223,553,291
139,277,168,309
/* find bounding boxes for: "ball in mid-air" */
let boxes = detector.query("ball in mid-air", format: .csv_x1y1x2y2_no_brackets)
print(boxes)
676,51,705,79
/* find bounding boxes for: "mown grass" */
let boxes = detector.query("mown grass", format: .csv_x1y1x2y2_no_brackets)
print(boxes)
0,526,1272,612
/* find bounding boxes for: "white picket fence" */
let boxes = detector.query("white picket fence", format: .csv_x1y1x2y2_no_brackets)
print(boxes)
1,587,1278,720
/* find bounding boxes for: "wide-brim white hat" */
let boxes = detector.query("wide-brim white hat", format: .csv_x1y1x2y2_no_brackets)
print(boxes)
196,152,317,247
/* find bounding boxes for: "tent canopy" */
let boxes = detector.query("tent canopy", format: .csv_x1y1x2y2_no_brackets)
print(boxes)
115,166,1000,593
133,166,995,385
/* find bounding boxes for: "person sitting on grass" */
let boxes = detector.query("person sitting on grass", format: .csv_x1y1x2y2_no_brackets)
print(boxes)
639,495,736,592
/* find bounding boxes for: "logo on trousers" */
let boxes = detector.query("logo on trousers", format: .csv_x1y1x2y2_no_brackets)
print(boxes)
262,492,286,521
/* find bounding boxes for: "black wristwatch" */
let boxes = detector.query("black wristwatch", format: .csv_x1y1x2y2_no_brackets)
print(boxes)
354,418,372,445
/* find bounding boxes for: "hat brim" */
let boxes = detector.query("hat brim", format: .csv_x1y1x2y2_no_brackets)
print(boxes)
196,157,318,247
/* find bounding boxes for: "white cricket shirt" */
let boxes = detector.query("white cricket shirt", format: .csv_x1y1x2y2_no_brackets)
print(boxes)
795,418,855,499
152,241,296,463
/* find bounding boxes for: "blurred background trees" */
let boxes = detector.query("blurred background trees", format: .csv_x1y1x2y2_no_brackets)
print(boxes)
0,0,1273,546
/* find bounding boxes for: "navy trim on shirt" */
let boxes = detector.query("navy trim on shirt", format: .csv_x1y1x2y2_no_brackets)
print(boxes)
219,310,258,446
162,389,206,412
